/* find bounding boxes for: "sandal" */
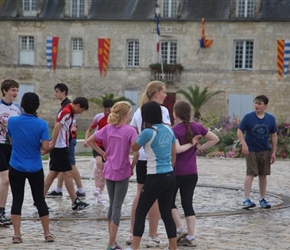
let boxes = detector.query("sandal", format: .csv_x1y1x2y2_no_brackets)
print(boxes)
12,235,22,244
44,233,55,242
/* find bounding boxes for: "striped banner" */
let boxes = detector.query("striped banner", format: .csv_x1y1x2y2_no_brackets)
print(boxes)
46,37,52,71
98,38,110,77
283,40,290,79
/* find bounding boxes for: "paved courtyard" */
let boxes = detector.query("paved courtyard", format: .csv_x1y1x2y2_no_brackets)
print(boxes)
1,157,290,249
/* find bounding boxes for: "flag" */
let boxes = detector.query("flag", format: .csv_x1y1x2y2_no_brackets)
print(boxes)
199,17,213,49
98,38,111,77
277,40,290,80
52,37,59,72
46,37,52,71
156,15,160,53
283,40,290,79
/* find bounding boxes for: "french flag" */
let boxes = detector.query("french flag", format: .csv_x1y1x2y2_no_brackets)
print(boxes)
156,15,160,53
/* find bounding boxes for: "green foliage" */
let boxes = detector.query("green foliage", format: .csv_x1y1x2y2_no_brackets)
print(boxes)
197,115,290,159
177,85,225,119
89,93,135,107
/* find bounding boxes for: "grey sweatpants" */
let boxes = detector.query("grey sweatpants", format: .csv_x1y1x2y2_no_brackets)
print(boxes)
106,177,129,225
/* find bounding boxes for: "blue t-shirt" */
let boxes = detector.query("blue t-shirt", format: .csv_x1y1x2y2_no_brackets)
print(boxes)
238,111,277,152
8,114,50,172
136,123,175,175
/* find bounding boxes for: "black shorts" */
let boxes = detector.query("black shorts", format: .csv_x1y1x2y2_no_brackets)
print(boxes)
93,146,105,163
49,147,72,172
0,144,12,172
136,160,147,184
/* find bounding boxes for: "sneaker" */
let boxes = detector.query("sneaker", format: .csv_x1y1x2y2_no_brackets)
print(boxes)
242,198,256,209
98,195,107,204
76,191,86,197
106,245,122,250
72,198,91,211
259,198,271,209
124,247,132,250
93,188,100,197
146,236,167,248
0,213,12,226
126,233,133,245
177,227,188,242
178,237,197,247
47,190,63,197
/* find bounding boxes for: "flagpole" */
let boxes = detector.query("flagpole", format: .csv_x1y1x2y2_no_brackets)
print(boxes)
156,13,164,80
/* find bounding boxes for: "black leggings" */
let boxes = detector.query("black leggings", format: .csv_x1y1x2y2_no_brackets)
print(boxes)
172,173,198,217
133,171,176,239
9,166,49,217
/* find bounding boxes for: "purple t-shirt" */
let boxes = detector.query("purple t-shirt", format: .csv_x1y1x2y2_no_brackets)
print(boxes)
94,124,138,181
173,122,208,176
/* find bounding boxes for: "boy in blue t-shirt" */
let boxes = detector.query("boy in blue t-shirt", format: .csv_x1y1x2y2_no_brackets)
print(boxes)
237,95,277,209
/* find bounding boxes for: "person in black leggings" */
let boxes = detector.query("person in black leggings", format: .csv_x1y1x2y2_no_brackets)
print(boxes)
8,92,54,244
129,101,177,250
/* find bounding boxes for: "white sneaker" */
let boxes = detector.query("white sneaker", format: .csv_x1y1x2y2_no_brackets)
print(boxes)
93,188,100,197
126,233,133,245
98,195,106,204
146,236,167,248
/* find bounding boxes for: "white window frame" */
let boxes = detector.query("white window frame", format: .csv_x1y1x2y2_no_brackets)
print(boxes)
161,41,177,64
162,0,177,18
71,38,83,67
234,40,254,70
71,0,85,18
127,40,139,67
23,0,37,16
237,0,254,17
19,36,34,65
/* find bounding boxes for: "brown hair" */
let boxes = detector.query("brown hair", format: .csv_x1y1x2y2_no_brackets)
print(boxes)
139,81,165,107
1,79,19,96
173,100,193,143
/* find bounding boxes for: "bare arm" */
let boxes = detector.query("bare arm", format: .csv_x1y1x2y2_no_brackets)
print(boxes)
41,140,50,152
48,122,62,151
175,134,203,153
199,131,220,152
131,139,141,152
171,142,176,167
131,150,140,176
86,133,106,161
237,128,249,157
271,132,278,164
84,126,94,147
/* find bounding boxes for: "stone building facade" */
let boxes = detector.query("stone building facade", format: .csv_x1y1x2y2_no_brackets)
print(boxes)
0,0,289,128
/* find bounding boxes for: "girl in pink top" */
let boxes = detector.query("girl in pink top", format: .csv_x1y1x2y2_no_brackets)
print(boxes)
87,101,139,250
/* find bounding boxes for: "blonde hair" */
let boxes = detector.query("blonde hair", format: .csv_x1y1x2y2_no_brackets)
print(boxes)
108,101,132,125
139,81,165,107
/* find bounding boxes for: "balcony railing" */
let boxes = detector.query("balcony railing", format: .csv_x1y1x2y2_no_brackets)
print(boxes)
150,70,181,82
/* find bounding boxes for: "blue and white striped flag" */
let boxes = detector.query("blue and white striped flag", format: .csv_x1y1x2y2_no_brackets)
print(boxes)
46,37,52,72
283,40,290,79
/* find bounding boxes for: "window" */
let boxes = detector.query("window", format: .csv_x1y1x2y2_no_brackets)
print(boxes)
23,0,37,16
162,0,177,18
161,41,177,64
71,0,85,17
127,40,139,67
19,36,34,65
234,40,253,70
237,0,254,17
71,38,83,67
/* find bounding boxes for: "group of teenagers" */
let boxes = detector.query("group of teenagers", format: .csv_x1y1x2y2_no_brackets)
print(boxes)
0,78,277,250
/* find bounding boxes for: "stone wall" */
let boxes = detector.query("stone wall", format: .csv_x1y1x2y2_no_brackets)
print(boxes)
0,20,289,128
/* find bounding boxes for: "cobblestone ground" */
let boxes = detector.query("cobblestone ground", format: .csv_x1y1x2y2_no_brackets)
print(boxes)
1,157,290,249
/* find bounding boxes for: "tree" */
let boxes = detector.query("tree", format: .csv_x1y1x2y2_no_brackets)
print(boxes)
89,93,135,107
177,85,225,119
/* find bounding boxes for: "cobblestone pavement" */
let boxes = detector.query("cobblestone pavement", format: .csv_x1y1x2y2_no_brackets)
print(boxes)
1,157,290,249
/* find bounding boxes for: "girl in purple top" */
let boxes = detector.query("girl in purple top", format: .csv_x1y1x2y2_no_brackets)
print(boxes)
87,101,139,250
172,101,219,247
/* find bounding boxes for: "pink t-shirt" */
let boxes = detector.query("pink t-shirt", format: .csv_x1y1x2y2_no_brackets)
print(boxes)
94,123,138,181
